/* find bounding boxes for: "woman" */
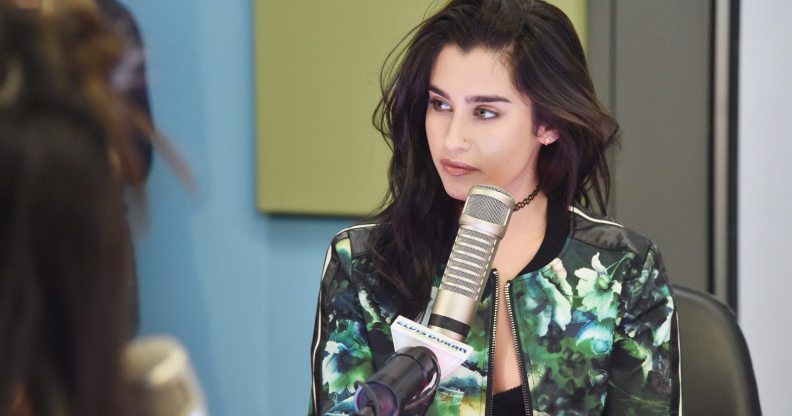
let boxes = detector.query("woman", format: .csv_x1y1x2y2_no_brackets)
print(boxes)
309,1,679,415
12,0,159,334
0,3,147,415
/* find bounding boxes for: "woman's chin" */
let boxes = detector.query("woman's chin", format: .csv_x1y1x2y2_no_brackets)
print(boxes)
441,182,471,202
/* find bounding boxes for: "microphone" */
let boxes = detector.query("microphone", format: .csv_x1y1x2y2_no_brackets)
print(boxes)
427,184,515,340
124,335,208,416
353,347,438,416
354,184,515,415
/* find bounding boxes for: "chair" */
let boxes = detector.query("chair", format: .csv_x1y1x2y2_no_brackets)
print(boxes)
673,285,762,415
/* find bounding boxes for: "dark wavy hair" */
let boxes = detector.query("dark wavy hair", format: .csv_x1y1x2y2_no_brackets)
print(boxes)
369,0,619,318
0,3,145,415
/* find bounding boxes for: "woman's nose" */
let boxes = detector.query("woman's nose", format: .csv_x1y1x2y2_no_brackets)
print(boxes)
444,114,470,152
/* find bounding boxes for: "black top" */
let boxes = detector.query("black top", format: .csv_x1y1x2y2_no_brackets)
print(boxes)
518,196,569,276
492,197,569,415
492,385,524,415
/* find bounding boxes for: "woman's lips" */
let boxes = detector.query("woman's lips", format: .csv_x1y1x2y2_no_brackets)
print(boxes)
440,159,477,176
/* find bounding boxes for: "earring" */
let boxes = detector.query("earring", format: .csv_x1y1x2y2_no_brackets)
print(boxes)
544,137,552,145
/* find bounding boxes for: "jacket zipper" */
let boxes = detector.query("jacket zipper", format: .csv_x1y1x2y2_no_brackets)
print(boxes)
505,281,533,416
486,270,499,416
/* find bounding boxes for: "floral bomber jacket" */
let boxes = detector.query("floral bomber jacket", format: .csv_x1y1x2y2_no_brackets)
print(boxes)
309,206,680,415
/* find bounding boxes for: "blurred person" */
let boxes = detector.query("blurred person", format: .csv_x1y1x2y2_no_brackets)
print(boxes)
0,2,148,415
12,0,154,176
309,1,679,415
10,0,166,333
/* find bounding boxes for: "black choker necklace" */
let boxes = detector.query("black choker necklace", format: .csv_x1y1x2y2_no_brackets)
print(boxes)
514,186,541,211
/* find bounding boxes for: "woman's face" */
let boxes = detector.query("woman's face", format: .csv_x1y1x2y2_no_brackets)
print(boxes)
425,45,555,201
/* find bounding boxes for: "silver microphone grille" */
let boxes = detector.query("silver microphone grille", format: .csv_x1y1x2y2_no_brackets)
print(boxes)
441,227,498,298
464,193,512,227
439,185,515,300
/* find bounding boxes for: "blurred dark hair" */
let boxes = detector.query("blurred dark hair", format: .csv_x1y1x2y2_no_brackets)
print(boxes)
0,3,144,415
370,0,619,317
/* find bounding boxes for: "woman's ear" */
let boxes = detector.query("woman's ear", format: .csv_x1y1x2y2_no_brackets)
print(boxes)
536,125,559,146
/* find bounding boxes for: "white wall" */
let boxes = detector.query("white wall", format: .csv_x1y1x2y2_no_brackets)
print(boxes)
739,2,792,415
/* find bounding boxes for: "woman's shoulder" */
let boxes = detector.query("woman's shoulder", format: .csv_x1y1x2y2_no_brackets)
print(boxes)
328,222,377,252
567,204,659,262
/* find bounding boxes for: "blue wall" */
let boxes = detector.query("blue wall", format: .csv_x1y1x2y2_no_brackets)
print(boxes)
124,1,353,414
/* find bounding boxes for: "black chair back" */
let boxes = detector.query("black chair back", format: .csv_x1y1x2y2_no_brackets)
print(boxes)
673,285,762,415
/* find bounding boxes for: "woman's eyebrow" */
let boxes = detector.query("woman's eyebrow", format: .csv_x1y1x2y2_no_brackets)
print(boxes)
428,85,511,104
428,85,449,98
466,95,511,104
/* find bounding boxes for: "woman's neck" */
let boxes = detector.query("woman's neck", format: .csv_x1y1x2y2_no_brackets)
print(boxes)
493,192,549,280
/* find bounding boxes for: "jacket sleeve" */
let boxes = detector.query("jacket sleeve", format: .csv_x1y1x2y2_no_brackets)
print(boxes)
605,245,681,416
308,236,375,415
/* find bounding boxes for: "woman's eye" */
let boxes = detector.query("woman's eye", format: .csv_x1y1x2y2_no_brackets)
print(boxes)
476,107,497,120
430,99,451,112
